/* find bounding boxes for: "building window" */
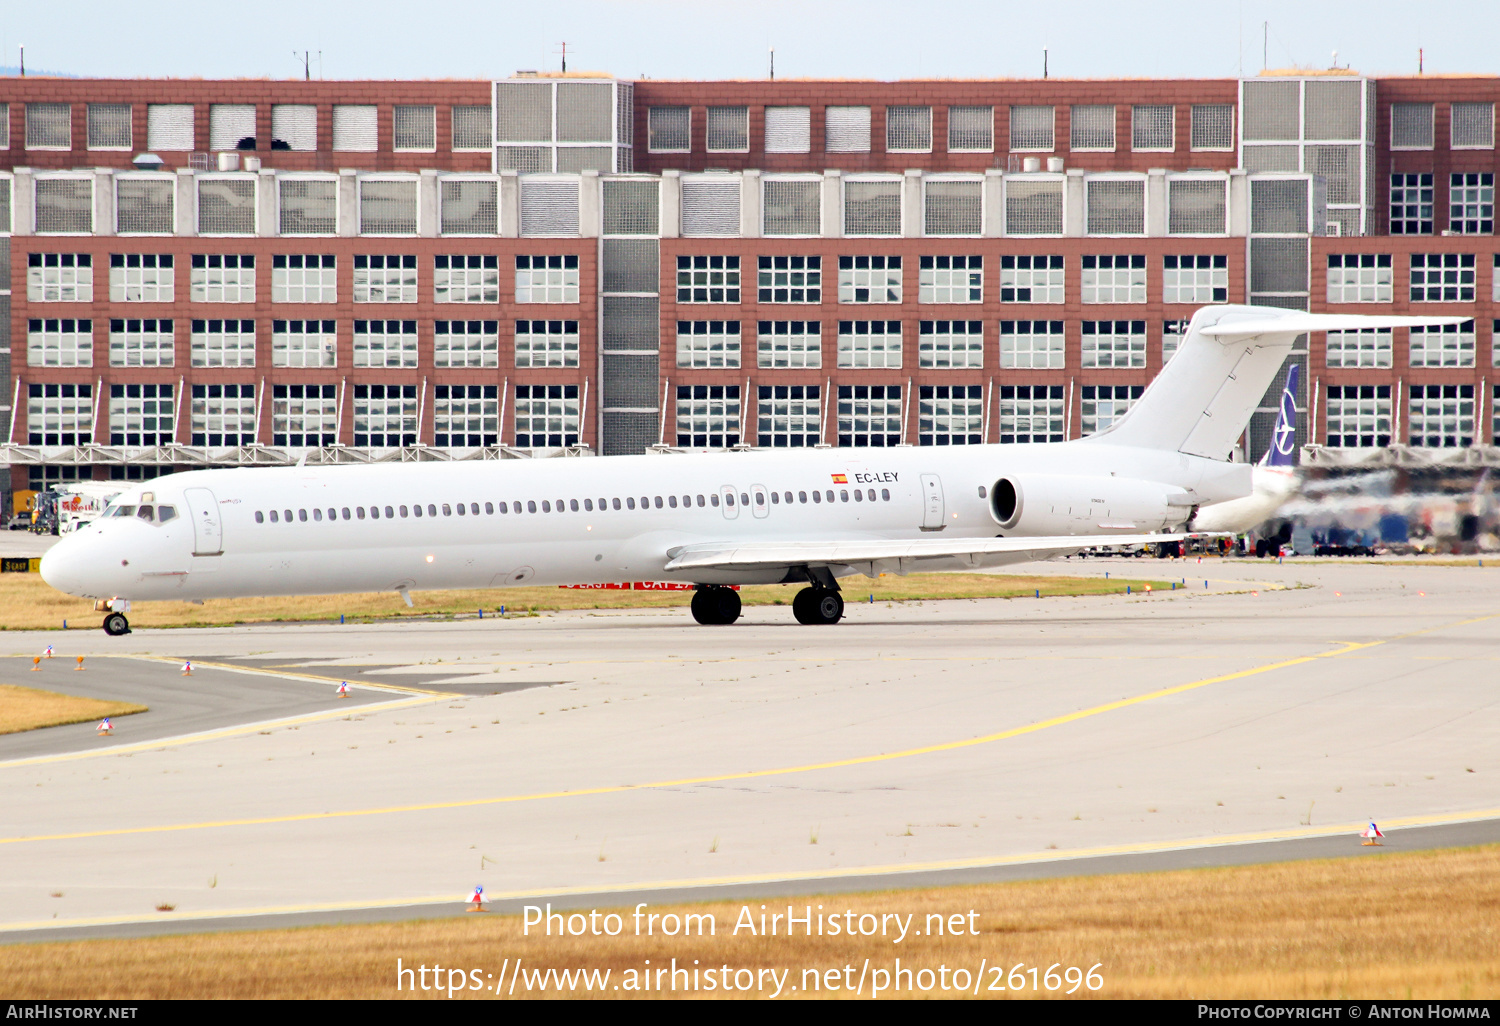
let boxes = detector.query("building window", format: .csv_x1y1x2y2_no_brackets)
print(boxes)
999,320,1065,370
1325,328,1392,369
947,106,993,152
190,318,257,368
825,107,871,153
764,107,811,153
1168,179,1228,235
190,255,254,304
919,256,981,303
359,179,418,235
146,104,193,151
648,107,691,153
434,385,499,447
676,385,741,448
271,105,317,151
1410,254,1475,303
354,384,418,447
451,105,493,151
924,179,983,236
1131,105,1174,151
514,319,579,368
197,178,256,235
1009,106,1054,151
88,103,132,150
108,318,174,368
762,178,822,235
1449,173,1493,234
676,320,741,368
1080,254,1146,304
1390,174,1434,235
273,319,339,368
1070,105,1115,151
1390,103,1434,150
1407,385,1473,447
757,385,819,447
1086,179,1146,235
26,103,71,149
272,384,337,447
757,255,821,303
1162,254,1227,304
757,320,822,369
1325,385,1391,448
277,178,338,236
886,106,932,152
35,178,94,234
352,319,416,368
515,255,580,303
844,179,902,235
27,319,92,368
918,385,983,445
352,255,418,303
393,105,436,151
1081,320,1147,368
837,385,901,447
1162,318,1189,362
1081,384,1143,435
918,319,983,369
1326,254,1393,303
109,384,173,446
999,385,1063,443
333,105,378,152
108,254,174,302
676,255,741,302
514,384,579,448
434,255,499,303
273,255,337,303
116,177,175,235
27,383,92,445
999,255,1064,303
434,320,501,368
837,320,902,369
706,106,749,152
1451,102,1495,150
1408,321,1475,368
208,104,255,151
1190,105,1235,151
191,384,256,446
838,255,902,303
27,254,93,302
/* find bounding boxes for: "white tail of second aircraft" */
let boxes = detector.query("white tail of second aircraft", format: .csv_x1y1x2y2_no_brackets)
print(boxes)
1086,306,1469,460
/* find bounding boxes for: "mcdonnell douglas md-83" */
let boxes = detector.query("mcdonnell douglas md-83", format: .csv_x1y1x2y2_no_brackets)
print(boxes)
40,306,1462,633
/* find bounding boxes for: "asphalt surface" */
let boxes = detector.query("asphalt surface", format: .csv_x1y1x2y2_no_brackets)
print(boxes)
1,557,1496,939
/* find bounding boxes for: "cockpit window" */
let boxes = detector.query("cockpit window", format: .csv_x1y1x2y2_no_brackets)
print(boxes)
137,505,155,521
158,505,176,522
112,506,137,517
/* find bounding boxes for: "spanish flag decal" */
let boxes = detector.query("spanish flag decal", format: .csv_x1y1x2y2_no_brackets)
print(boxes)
831,473,848,484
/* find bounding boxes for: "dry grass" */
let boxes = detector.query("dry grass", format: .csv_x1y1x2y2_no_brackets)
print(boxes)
5,572,1174,632
4,846,1499,999
0,683,146,734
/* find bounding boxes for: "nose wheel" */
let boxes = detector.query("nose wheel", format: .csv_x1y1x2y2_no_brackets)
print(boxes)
102,612,131,636
792,587,844,625
690,586,742,625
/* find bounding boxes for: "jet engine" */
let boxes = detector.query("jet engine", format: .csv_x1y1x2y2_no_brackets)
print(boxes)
988,474,1195,535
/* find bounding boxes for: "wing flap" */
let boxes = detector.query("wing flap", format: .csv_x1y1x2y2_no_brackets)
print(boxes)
664,533,1189,574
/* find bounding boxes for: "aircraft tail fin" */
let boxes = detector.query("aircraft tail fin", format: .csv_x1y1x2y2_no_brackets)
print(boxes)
1085,307,1468,460
1260,362,1300,468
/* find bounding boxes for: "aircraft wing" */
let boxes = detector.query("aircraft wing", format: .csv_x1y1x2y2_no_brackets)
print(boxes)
663,532,1190,576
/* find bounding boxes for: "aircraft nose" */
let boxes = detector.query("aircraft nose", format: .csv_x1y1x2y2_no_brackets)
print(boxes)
40,533,93,596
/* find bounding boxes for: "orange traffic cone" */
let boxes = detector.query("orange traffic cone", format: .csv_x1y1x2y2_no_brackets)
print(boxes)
75,655,85,671
30,656,41,672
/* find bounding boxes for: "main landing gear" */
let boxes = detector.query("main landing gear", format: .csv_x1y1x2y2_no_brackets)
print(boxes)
792,587,843,625
690,585,742,625
102,612,131,636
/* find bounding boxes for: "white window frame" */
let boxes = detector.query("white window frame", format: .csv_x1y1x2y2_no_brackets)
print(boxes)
272,384,338,448
27,318,94,368
113,172,176,236
108,318,175,368
921,173,985,238
190,254,256,304
1324,328,1392,369
272,319,339,369
514,318,580,368
108,253,175,303
1131,104,1175,152
1390,103,1435,151
756,320,822,369
918,255,983,304
276,172,341,237
196,173,259,237
999,320,1065,370
763,106,812,154
357,175,421,237
433,320,501,369
435,254,500,303
837,319,903,369
351,319,417,368
1450,102,1496,151
352,254,419,304
761,174,823,238
33,173,95,236
437,173,502,237
1008,105,1055,153
515,254,581,304
705,106,750,154
885,105,933,154
676,320,742,369
999,254,1065,304
917,319,984,369
842,173,904,237
190,318,257,368
392,104,437,153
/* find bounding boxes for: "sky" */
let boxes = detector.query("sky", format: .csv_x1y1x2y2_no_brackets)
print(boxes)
0,0,1495,82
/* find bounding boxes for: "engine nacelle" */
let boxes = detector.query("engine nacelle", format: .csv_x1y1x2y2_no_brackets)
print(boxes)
988,474,1194,535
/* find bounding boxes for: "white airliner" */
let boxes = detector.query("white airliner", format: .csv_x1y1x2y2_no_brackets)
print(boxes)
40,306,1462,634
1189,361,1302,535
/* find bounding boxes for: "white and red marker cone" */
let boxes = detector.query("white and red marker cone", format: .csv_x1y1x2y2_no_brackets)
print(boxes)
97,718,113,736
1360,821,1384,846
337,681,350,698
181,660,193,676
468,885,485,912
43,645,54,659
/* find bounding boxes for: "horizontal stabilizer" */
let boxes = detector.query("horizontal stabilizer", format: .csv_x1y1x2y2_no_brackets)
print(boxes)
1201,314,1471,338
665,533,1187,576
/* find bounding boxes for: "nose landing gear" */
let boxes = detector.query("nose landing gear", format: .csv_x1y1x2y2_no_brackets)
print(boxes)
792,587,844,625
690,585,742,625
102,612,131,636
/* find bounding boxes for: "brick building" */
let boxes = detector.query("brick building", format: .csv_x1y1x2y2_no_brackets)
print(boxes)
0,69,1495,506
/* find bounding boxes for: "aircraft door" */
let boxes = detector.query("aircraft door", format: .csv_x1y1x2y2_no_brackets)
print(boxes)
183,487,224,555
719,485,740,519
751,485,769,518
920,474,945,531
